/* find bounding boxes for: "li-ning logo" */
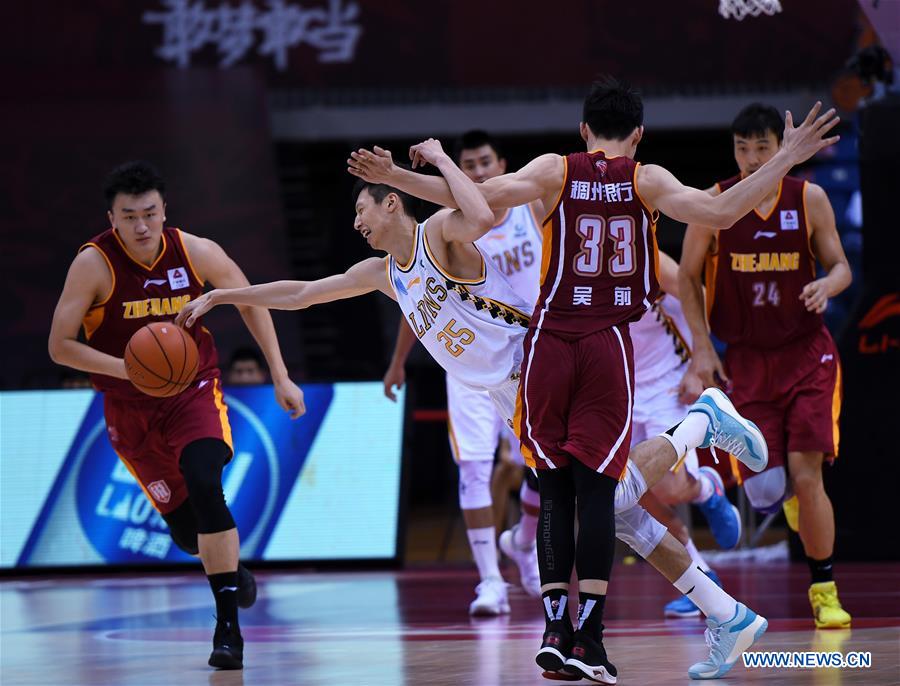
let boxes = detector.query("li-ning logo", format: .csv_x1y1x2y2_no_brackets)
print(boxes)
857,293,900,355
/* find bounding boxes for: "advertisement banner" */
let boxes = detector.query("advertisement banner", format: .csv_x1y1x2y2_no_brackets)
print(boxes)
0,382,405,567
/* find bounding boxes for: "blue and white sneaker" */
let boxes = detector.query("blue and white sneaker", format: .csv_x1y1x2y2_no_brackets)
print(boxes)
688,603,768,680
664,569,722,618
689,388,768,473
696,467,742,549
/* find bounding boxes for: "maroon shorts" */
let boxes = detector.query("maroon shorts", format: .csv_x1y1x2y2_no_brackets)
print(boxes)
515,324,633,479
103,376,234,514
725,325,841,483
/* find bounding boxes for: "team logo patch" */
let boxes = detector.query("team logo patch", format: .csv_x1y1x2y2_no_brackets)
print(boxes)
780,210,799,230
147,480,171,504
595,159,608,175
167,267,190,290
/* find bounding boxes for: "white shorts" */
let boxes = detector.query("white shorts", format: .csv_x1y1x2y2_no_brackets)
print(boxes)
447,373,521,464
631,369,699,479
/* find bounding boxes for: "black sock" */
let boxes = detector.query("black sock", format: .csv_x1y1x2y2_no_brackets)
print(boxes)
541,589,571,629
208,571,240,627
807,555,834,584
576,592,606,640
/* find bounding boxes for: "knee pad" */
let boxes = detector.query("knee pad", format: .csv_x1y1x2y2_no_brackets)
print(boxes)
520,469,540,509
615,461,648,514
161,500,199,555
743,467,787,514
179,438,235,534
458,460,493,510
615,505,668,560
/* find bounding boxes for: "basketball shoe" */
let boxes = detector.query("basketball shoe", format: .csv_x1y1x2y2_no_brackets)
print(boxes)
469,577,510,616
782,494,800,532
809,581,852,629
563,629,617,684
536,616,574,673
208,619,243,670
689,389,768,473
696,467,742,549
499,525,541,597
664,569,722,618
687,603,767,680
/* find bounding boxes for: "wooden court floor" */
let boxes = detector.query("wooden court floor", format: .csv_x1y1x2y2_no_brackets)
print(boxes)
2,562,898,685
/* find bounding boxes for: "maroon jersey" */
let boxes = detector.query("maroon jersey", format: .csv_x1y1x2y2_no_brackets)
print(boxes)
706,175,820,348
80,227,219,398
532,151,660,338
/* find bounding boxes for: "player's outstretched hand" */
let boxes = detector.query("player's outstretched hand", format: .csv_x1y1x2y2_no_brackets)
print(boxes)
409,138,448,169
348,146,395,183
382,361,405,402
175,291,217,328
782,102,840,166
800,278,830,314
274,377,306,419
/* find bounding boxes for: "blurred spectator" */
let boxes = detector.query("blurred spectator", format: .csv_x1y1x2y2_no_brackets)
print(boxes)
225,347,268,385
60,369,92,389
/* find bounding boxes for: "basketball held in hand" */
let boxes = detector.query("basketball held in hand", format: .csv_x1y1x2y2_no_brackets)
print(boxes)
125,322,199,397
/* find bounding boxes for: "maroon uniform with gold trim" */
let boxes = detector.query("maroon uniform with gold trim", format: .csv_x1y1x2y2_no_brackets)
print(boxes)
80,227,232,514
706,176,841,484
515,151,660,477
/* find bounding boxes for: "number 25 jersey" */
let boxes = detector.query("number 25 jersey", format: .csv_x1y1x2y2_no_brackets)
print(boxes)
533,150,660,339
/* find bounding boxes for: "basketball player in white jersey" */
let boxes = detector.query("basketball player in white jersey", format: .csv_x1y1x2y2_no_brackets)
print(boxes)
633,252,742,618
382,131,543,614
178,138,773,679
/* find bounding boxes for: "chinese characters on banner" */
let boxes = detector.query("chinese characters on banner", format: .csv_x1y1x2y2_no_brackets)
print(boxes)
143,0,362,70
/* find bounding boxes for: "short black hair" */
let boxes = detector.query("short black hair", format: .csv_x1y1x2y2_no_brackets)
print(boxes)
731,104,784,143
103,161,166,209
228,346,266,370
582,76,644,141
454,130,504,163
352,173,419,220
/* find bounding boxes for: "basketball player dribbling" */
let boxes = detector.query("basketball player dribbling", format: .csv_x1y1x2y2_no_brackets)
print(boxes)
179,129,816,680
345,78,839,680
382,130,544,614
679,104,853,630
48,161,306,670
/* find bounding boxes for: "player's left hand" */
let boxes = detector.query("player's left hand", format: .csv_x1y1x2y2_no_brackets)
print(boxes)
348,146,395,183
800,278,830,313
409,138,448,169
677,369,705,405
274,377,306,419
176,291,217,328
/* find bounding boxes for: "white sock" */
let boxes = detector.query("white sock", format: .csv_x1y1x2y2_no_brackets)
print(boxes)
467,526,501,580
685,539,712,572
692,471,715,504
660,413,709,459
673,564,737,623
514,481,540,548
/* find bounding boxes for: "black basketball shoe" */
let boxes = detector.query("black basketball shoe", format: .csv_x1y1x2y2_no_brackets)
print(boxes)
237,563,257,609
208,619,244,670
563,629,617,684
536,618,574,673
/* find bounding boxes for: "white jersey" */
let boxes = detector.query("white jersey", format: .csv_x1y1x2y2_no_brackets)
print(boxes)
475,204,543,305
388,219,533,389
631,293,692,386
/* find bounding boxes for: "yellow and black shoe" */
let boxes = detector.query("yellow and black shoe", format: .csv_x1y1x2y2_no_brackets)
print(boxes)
783,495,799,533
809,581,852,629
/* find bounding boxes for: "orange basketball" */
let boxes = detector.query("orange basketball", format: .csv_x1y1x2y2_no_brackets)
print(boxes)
124,322,199,398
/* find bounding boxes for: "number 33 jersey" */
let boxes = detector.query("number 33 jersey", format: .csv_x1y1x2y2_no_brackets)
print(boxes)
387,219,534,389
533,150,661,339
706,175,821,349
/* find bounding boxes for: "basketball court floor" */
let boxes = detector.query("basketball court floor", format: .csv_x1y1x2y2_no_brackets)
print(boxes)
2,561,898,685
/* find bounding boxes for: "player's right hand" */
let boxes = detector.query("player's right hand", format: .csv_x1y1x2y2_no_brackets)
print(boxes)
175,291,216,329
677,369,705,405
409,138,448,169
382,362,405,402
781,101,840,165
348,146,395,183
687,345,729,391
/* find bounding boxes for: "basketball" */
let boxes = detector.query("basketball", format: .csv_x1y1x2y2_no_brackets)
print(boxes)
124,322,199,397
